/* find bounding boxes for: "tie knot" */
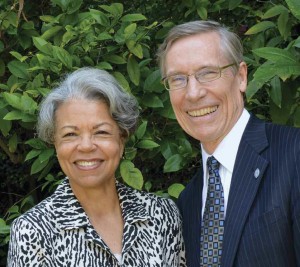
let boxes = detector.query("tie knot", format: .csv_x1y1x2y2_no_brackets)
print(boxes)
207,156,220,171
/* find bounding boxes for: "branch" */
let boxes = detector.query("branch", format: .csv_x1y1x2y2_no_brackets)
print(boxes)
0,137,22,164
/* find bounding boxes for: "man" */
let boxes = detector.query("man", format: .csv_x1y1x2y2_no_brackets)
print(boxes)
157,20,300,267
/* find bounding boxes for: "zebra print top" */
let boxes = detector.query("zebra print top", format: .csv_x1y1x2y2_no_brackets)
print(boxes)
7,178,186,266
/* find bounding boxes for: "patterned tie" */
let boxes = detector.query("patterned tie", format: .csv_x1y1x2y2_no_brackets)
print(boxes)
200,156,224,266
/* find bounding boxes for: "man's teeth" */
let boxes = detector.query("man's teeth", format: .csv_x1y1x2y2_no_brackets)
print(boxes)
76,161,98,166
188,106,217,117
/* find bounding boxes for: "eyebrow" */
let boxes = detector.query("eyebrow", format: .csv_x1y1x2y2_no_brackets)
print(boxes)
166,65,215,77
59,122,113,131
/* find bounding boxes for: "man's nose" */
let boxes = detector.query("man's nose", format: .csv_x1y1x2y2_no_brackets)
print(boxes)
185,75,207,101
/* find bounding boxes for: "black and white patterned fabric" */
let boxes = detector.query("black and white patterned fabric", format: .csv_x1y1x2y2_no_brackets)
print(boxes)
7,178,186,266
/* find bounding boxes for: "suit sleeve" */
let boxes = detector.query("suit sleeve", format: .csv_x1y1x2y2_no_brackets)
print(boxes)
292,148,300,265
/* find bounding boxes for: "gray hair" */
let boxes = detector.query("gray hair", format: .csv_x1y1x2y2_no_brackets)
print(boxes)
37,67,139,143
157,20,244,77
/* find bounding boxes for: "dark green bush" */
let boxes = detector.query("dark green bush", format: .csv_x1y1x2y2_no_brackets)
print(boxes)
0,0,299,264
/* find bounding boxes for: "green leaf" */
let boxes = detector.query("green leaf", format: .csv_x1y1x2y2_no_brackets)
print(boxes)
4,110,36,122
270,76,282,108
25,138,48,149
294,107,300,127
103,55,126,64
31,157,49,174
100,3,123,17
164,154,184,172
245,21,275,35
0,108,12,136
262,5,288,19
7,60,29,79
144,70,164,93
135,121,148,140
0,219,10,235
126,40,143,59
124,147,137,160
277,11,289,40
52,46,73,69
124,23,137,38
90,9,109,26
252,47,296,63
10,51,28,62
39,15,59,23
121,14,146,22
127,55,140,86
32,37,52,55
142,95,164,108
271,63,300,81
20,94,38,112
25,149,41,161
293,36,300,48
168,183,185,198
228,0,243,10
3,92,21,110
97,61,113,70
0,59,5,76
41,26,63,40
196,7,207,20
285,0,300,20
120,160,143,190
161,140,177,159
97,32,112,41
52,0,83,14
8,133,18,153
38,148,55,163
159,101,176,119
113,71,130,92
136,140,160,149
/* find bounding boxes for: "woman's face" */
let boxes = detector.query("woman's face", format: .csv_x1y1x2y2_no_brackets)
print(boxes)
54,98,124,191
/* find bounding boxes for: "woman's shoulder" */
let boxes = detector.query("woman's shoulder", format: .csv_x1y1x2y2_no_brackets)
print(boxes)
11,194,54,230
117,182,180,219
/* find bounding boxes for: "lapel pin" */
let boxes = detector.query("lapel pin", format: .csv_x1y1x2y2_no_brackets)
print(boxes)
254,168,260,179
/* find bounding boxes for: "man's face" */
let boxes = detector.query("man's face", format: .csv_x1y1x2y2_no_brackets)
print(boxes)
164,32,247,154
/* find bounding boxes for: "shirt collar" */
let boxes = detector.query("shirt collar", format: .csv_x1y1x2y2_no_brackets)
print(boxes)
52,178,151,230
201,109,250,172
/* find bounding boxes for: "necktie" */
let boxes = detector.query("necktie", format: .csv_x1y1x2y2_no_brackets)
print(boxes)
200,156,224,266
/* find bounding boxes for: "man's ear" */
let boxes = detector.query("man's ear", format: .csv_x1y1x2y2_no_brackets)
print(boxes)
238,61,248,93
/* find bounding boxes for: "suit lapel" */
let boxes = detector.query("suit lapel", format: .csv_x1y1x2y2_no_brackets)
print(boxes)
222,116,269,267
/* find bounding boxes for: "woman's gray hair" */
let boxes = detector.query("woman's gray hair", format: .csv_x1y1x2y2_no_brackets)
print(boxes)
156,20,244,77
37,67,139,143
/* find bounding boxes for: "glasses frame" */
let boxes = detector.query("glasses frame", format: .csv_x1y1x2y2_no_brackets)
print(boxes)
162,63,236,91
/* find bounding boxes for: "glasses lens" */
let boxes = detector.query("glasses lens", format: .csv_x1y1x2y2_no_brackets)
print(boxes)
195,67,220,83
166,75,186,90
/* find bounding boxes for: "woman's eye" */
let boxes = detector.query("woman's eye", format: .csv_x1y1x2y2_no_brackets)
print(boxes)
63,132,76,138
95,130,110,135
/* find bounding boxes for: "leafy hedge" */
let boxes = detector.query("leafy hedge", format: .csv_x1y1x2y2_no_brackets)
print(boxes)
0,0,299,264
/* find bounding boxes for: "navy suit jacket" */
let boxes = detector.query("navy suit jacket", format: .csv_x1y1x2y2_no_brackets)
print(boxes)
177,115,300,267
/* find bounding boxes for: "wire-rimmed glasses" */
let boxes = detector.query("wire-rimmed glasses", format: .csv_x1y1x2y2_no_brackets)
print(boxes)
162,63,236,91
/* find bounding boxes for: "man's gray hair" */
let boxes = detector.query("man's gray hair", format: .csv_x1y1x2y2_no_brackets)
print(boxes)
157,20,244,77
37,67,139,143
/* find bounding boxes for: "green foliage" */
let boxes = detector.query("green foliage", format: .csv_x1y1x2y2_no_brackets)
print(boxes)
0,0,299,264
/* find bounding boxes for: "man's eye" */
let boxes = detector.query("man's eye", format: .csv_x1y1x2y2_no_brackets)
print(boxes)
198,68,219,78
169,75,186,85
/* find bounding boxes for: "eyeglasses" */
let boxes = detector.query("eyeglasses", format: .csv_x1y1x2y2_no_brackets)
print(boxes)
162,63,236,91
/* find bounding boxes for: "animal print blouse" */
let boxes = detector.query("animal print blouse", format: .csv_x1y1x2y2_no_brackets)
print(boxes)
7,178,186,266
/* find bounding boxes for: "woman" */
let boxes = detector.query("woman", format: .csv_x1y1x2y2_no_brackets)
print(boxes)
7,68,186,266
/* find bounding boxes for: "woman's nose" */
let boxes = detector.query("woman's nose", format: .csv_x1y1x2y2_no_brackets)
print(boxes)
77,135,96,151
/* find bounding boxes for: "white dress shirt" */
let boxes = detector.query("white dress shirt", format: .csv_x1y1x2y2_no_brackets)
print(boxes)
201,109,250,218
